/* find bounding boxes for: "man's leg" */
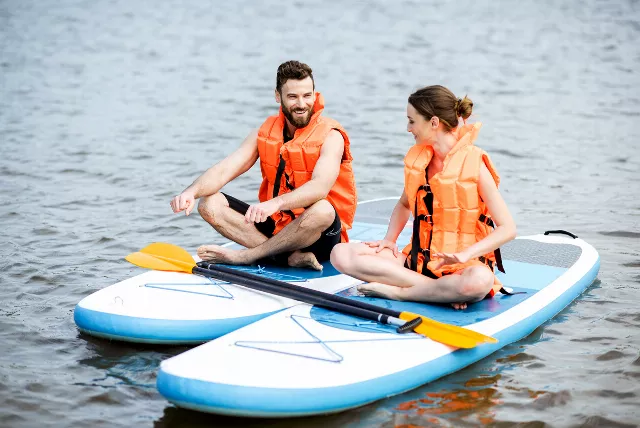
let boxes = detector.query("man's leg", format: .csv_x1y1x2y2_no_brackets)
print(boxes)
287,203,342,270
197,199,336,267
197,193,272,250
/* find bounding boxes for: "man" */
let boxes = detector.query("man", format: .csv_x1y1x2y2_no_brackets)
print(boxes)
170,61,357,270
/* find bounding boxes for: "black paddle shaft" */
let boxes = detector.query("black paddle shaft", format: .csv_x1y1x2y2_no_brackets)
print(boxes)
197,262,406,319
192,265,402,326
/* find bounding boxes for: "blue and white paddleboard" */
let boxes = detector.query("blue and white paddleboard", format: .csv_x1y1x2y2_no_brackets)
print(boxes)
73,199,404,344
156,199,600,417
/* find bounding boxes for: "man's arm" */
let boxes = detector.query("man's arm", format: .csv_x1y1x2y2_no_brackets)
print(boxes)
170,129,259,215
275,129,344,211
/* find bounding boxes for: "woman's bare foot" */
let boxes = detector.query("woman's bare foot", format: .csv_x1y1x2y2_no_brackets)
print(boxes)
287,251,323,271
358,284,469,309
357,282,403,300
197,245,248,265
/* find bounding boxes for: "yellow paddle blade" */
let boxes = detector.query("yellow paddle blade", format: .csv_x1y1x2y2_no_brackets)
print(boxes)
399,312,498,349
125,242,197,273
139,242,195,264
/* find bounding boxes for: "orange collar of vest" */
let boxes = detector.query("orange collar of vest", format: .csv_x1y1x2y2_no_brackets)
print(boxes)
447,122,482,158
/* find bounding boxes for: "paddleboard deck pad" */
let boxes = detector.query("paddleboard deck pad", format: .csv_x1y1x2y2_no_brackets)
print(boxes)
155,200,600,417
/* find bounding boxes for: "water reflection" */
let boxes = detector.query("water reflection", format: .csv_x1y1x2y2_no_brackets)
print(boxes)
76,334,188,389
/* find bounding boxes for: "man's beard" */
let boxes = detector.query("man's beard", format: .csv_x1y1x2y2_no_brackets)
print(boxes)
282,103,312,128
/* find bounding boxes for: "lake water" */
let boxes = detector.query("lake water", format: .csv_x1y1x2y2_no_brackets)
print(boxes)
1,0,639,426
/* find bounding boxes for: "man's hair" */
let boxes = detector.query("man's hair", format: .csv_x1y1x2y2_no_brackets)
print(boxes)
276,61,314,93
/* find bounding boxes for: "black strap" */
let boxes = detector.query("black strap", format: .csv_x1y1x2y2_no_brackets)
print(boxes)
271,156,297,221
498,287,526,296
273,156,286,199
410,169,434,273
409,201,419,272
404,246,438,279
478,214,506,273
544,230,578,239
478,213,495,227
494,248,505,273
421,177,434,276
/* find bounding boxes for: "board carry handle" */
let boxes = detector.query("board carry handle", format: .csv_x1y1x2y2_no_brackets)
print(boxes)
544,230,578,239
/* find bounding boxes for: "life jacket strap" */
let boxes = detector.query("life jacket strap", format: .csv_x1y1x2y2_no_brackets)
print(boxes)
273,157,286,199
478,214,505,273
478,213,495,227
409,174,435,273
409,202,420,271
272,156,297,221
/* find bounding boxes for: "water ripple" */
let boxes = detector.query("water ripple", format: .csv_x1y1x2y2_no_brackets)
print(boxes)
2,0,639,427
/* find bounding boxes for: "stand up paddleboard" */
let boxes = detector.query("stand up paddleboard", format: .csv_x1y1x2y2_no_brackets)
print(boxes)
73,199,410,344
155,199,600,417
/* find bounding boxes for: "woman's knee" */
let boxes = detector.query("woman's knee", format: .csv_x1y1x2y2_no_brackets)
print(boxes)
458,267,494,300
330,243,352,272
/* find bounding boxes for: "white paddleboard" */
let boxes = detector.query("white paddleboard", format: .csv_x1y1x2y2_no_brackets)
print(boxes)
155,204,600,416
73,199,407,344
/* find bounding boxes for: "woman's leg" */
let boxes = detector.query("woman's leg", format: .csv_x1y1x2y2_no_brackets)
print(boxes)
331,243,494,305
330,242,411,285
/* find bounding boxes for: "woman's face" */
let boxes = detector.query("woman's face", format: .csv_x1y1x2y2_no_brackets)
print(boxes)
407,103,434,144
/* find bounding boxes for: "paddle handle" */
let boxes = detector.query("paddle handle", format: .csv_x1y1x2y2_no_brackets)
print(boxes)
197,262,404,319
192,266,405,328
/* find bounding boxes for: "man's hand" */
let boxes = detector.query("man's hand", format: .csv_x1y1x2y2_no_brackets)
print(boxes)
170,190,196,216
245,199,281,223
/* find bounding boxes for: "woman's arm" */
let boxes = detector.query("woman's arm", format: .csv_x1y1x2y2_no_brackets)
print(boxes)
365,191,411,257
458,163,517,261
384,190,411,243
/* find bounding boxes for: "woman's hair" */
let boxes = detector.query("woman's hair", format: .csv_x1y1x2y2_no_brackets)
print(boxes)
408,85,473,132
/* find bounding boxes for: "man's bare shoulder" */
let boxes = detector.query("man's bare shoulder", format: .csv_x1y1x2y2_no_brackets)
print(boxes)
324,129,345,146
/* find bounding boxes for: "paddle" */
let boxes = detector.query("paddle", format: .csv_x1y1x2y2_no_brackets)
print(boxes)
126,243,498,348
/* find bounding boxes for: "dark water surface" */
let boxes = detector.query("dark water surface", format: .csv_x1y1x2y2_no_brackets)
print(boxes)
1,0,639,427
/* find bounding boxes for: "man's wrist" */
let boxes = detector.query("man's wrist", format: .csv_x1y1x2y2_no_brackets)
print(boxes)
273,197,284,211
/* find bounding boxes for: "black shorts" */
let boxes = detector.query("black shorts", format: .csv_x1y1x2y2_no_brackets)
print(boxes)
221,193,342,263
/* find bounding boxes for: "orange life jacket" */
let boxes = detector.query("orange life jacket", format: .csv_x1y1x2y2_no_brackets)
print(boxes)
256,92,357,243
402,122,505,277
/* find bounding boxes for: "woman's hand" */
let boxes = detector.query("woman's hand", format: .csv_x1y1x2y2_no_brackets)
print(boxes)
365,239,399,257
432,251,470,270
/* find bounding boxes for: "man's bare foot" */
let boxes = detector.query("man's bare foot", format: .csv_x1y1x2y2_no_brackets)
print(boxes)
357,282,403,300
197,245,249,265
451,302,468,310
287,251,323,271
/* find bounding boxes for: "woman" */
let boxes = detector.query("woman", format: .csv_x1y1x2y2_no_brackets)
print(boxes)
330,85,516,309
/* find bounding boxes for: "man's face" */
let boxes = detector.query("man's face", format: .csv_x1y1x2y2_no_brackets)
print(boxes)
276,77,315,128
